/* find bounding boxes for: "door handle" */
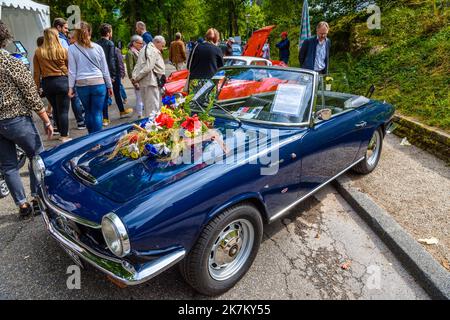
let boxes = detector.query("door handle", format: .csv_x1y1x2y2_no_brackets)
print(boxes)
355,121,367,128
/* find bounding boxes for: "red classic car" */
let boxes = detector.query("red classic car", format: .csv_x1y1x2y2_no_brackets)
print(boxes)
163,26,287,98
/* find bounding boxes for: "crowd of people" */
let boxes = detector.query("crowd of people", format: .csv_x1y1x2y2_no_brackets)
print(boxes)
0,16,331,218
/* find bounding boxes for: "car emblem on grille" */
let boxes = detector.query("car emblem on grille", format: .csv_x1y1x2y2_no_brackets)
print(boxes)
55,215,81,241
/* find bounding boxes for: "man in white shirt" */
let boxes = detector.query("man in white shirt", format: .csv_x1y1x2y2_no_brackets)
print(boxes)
132,36,166,117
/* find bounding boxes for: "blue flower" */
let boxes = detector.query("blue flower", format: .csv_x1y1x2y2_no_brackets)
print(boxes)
145,144,158,156
140,119,149,129
162,95,176,106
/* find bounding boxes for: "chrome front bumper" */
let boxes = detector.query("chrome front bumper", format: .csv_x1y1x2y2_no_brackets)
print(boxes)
37,194,185,286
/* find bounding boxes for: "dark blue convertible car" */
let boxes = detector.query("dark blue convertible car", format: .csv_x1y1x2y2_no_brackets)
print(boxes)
34,66,394,296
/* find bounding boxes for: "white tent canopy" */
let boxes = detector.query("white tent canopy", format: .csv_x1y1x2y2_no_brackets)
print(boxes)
0,0,51,67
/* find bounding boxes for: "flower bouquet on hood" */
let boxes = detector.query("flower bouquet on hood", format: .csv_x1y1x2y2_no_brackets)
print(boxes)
108,94,222,162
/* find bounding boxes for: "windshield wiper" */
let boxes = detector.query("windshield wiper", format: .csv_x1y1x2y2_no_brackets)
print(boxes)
192,98,206,113
212,102,242,127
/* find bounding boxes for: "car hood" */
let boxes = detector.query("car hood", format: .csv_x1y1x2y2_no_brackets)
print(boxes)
62,119,276,203
243,25,275,57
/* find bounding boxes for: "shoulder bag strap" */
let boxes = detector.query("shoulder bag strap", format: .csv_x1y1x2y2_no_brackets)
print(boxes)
74,44,103,73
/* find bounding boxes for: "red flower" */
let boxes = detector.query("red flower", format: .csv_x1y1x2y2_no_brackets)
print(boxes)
129,134,138,144
155,113,175,129
181,115,202,133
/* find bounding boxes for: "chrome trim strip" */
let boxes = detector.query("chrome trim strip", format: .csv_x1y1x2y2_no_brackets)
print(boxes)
269,157,365,222
40,202,186,286
40,187,101,229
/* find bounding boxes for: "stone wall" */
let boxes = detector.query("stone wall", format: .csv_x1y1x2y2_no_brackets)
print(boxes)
393,114,450,165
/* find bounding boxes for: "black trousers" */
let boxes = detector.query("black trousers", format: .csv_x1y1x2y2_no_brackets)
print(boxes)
42,76,70,137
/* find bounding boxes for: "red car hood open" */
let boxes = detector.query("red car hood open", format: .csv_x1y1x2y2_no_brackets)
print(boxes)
243,25,276,57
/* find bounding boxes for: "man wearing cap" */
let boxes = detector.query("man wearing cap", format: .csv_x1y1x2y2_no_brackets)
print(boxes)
299,22,331,75
276,32,290,65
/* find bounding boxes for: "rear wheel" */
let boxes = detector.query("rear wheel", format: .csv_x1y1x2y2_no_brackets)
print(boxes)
180,203,263,296
353,128,383,174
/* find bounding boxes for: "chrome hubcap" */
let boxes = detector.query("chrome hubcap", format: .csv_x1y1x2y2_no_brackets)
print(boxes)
0,181,9,196
208,219,254,281
367,130,381,167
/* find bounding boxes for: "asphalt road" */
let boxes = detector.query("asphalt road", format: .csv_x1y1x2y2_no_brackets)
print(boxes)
0,183,428,299
0,65,429,299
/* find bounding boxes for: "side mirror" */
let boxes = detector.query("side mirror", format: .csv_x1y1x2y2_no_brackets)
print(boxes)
315,108,332,121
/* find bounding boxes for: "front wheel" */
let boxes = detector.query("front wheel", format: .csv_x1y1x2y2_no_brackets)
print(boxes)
353,128,383,174
180,204,263,296
0,180,10,198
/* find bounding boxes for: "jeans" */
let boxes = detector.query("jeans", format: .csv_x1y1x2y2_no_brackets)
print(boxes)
0,116,44,206
71,88,85,125
103,77,125,120
42,76,70,137
120,83,128,100
76,84,107,133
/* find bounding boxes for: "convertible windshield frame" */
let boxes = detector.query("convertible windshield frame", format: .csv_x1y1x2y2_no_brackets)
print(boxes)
192,65,319,128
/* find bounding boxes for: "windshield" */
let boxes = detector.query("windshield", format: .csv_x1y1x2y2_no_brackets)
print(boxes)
193,67,315,125
224,58,247,66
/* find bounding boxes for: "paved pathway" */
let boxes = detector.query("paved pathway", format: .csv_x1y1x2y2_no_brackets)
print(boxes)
0,64,432,299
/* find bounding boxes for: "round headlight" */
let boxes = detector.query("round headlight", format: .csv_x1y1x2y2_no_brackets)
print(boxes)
32,156,46,185
101,213,130,258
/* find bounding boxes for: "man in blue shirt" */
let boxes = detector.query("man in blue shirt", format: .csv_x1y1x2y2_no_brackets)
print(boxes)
299,22,331,75
53,18,69,49
136,21,153,44
276,31,290,65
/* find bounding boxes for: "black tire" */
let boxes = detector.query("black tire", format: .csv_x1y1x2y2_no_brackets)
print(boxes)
0,180,10,198
180,203,263,296
353,128,383,174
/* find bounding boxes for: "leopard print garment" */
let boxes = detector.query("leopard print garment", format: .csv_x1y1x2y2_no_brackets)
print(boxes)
0,49,44,121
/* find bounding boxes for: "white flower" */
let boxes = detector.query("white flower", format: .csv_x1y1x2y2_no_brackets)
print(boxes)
148,111,159,121
128,143,139,153
155,143,171,155
175,97,186,107
144,120,163,132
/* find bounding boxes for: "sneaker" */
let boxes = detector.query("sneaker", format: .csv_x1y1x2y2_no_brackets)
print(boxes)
59,137,73,143
19,203,33,218
120,108,133,118
77,123,87,130
53,129,61,136
103,119,110,126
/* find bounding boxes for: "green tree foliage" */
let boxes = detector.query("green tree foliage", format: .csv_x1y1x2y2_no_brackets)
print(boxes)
39,0,449,130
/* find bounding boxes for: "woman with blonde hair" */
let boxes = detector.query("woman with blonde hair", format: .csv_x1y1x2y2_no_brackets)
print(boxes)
68,21,113,133
186,28,223,93
33,27,71,142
